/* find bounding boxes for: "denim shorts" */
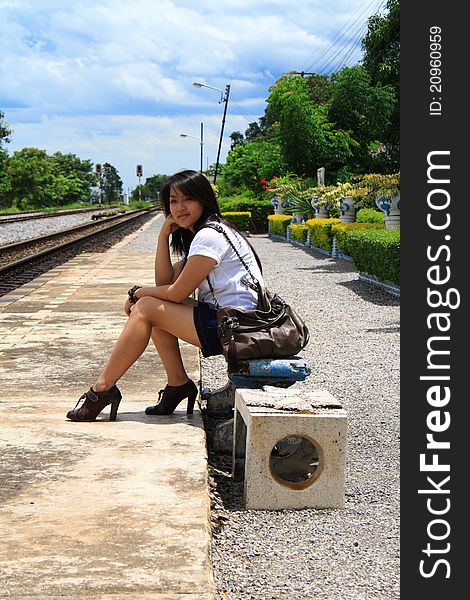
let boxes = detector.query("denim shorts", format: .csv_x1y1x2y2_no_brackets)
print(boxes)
193,301,223,358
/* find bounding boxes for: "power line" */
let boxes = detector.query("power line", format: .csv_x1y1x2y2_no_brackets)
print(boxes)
301,0,386,74
317,21,369,74
230,97,261,126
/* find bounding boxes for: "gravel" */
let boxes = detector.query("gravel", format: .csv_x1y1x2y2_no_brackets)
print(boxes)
0,212,105,245
120,215,400,599
201,236,400,599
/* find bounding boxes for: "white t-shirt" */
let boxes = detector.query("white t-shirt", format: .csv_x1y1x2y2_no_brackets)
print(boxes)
188,222,264,309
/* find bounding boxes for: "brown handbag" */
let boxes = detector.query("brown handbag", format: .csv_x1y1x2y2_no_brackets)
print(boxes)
204,224,309,373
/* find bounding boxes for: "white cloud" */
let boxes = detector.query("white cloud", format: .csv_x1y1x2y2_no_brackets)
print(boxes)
0,0,380,190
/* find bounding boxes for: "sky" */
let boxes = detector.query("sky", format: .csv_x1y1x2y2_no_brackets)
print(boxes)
0,0,386,193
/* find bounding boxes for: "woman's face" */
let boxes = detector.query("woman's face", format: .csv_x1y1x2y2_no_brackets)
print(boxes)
169,186,204,232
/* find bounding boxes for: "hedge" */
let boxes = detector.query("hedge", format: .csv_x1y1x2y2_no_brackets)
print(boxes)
346,229,400,285
356,208,385,224
267,214,294,236
218,195,273,232
289,223,308,243
221,211,251,231
305,218,341,252
332,222,385,255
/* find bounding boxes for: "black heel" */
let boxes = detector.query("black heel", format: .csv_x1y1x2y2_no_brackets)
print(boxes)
109,398,122,421
145,379,198,416
187,392,197,415
66,386,122,422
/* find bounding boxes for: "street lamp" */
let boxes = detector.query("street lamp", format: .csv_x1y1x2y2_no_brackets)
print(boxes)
180,122,204,173
193,81,230,184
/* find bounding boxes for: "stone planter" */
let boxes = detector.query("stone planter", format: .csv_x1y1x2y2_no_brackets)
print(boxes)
339,196,357,224
376,193,400,229
271,198,292,215
311,197,330,219
291,212,305,224
271,198,284,215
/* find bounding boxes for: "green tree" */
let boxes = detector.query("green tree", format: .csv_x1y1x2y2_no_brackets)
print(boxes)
0,112,12,205
361,0,400,170
101,162,123,204
267,74,355,180
52,152,95,204
305,73,335,105
140,173,168,201
0,112,11,148
5,148,56,209
362,0,399,91
244,122,263,142
145,174,168,202
131,184,145,202
328,66,397,172
222,139,287,194
229,131,244,150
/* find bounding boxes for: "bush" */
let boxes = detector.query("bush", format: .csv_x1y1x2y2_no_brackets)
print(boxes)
221,211,251,231
127,200,151,209
218,193,273,232
356,208,385,223
332,222,385,255
347,229,400,285
305,218,341,251
221,140,287,193
267,214,293,236
289,223,308,243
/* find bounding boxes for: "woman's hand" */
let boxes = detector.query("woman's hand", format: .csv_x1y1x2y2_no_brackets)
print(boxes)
124,297,134,316
160,214,180,237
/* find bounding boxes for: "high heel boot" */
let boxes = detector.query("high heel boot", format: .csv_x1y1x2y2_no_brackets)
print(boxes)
66,386,122,422
145,379,198,415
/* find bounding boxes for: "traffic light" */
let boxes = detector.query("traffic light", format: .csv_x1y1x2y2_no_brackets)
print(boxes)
95,163,102,177
136,164,143,178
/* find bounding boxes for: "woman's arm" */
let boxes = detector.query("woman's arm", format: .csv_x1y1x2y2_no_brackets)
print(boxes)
155,215,180,285
129,255,216,314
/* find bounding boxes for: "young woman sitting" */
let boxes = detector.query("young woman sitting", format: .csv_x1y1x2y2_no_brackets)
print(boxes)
66,169,264,422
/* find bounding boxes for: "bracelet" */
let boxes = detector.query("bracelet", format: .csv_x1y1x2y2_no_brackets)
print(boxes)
127,285,142,304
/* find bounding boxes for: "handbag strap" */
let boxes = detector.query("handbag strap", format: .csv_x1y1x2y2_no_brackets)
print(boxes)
203,223,260,309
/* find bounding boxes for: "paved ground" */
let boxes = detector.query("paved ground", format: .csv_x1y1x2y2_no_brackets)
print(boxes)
0,215,215,599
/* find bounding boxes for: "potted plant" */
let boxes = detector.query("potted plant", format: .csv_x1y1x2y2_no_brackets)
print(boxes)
335,182,357,224
261,174,299,215
310,185,342,218
359,173,400,229
288,186,317,223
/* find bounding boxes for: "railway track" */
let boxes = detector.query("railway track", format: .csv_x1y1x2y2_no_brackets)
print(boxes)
0,206,116,224
0,207,159,296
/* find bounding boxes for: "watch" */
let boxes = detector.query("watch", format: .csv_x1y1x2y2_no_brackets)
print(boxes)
128,285,142,304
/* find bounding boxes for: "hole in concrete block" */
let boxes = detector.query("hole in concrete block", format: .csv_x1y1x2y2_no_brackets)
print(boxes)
269,435,322,489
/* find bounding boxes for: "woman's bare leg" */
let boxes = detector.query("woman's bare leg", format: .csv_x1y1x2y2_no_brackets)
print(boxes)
93,297,200,391
150,297,198,386
151,328,189,386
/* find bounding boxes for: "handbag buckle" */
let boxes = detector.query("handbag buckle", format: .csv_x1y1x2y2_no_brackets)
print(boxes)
219,316,240,336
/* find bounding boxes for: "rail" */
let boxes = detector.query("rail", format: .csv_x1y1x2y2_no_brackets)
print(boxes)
0,207,159,276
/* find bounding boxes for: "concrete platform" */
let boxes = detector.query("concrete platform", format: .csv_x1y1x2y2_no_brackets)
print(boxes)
0,215,215,599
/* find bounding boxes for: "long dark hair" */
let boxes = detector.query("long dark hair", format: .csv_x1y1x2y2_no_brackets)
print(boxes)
160,170,262,272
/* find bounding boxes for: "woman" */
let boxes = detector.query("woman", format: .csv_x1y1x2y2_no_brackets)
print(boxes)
66,170,264,422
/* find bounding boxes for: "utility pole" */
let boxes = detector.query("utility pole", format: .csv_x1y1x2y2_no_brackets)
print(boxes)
200,122,204,175
193,81,230,184
214,84,230,184
180,124,204,173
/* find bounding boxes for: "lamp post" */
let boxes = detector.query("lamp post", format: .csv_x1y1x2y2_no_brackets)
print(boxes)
193,81,230,184
180,122,204,173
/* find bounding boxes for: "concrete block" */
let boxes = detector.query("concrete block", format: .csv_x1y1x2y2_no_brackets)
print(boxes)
233,388,347,510
202,382,235,416
212,417,234,454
